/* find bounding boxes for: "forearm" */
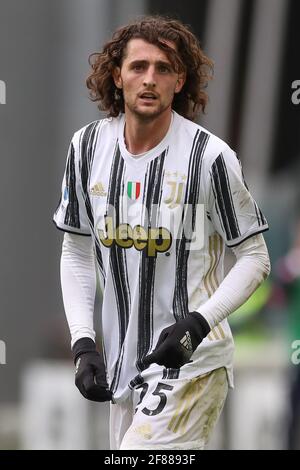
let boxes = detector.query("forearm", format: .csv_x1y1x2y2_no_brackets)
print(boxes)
60,232,97,347
197,234,271,328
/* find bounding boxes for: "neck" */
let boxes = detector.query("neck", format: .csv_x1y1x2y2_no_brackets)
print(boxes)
124,108,172,155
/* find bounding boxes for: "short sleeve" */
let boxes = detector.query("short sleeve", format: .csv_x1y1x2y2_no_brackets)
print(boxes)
53,134,91,236
207,147,269,247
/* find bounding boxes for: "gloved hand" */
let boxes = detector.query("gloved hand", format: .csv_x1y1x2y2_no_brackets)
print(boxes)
72,337,112,402
144,312,210,369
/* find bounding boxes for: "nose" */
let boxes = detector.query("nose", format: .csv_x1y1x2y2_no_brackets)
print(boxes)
143,66,156,88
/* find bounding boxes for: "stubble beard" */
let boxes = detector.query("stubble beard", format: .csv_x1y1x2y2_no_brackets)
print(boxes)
125,98,171,123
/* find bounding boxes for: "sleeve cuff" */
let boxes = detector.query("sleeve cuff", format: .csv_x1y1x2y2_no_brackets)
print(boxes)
52,219,91,236
226,226,269,248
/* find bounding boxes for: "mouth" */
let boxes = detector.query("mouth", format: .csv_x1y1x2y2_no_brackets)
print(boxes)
138,92,158,101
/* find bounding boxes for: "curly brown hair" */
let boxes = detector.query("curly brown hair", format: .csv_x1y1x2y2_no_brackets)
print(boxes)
86,15,213,121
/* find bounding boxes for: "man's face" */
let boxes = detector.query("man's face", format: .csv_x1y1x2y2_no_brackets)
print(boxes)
113,38,185,121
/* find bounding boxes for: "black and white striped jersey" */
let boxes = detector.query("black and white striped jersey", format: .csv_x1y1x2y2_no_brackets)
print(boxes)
53,111,268,401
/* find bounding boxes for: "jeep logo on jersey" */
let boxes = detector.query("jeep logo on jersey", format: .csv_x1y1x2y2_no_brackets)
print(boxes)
97,216,172,257
127,182,141,200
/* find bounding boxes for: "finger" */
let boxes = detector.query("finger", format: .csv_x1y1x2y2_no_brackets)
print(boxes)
144,344,185,369
89,385,112,402
81,368,105,391
82,371,96,392
75,376,88,398
76,383,88,398
143,352,158,366
85,384,112,402
144,347,166,366
81,372,112,401
145,329,173,365
155,327,172,349
95,370,108,387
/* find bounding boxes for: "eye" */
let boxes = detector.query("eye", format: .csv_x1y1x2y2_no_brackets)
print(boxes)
158,65,171,73
132,64,144,72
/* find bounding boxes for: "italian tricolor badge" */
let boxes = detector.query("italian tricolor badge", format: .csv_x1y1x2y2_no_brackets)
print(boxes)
127,181,141,200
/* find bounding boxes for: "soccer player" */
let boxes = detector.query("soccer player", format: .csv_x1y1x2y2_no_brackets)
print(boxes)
53,16,270,450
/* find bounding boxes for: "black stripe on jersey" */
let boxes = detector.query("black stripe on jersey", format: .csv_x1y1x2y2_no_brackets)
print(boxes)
80,121,105,278
80,122,98,227
239,157,267,228
254,202,262,226
211,153,241,241
170,131,209,379
106,145,132,394
129,374,145,389
172,130,210,323
64,143,80,228
162,368,180,380
259,207,267,226
211,177,226,235
253,200,267,227
136,151,166,373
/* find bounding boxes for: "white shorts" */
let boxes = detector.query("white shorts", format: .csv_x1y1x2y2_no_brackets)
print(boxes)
110,367,228,450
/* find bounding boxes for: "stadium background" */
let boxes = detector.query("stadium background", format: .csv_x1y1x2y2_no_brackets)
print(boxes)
0,0,300,449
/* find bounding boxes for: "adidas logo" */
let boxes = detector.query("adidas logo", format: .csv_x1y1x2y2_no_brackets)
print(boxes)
90,182,107,197
180,331,193,351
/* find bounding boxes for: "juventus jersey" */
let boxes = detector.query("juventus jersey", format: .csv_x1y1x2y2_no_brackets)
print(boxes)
53,111,268,402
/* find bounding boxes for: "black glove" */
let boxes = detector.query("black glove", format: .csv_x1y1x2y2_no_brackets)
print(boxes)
72,337,112,402
144,312,210,369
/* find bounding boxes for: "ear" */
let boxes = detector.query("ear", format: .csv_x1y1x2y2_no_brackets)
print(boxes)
113,66,122,89
174,73,186,94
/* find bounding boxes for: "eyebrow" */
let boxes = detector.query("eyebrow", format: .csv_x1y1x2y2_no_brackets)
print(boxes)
129,59,173,68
